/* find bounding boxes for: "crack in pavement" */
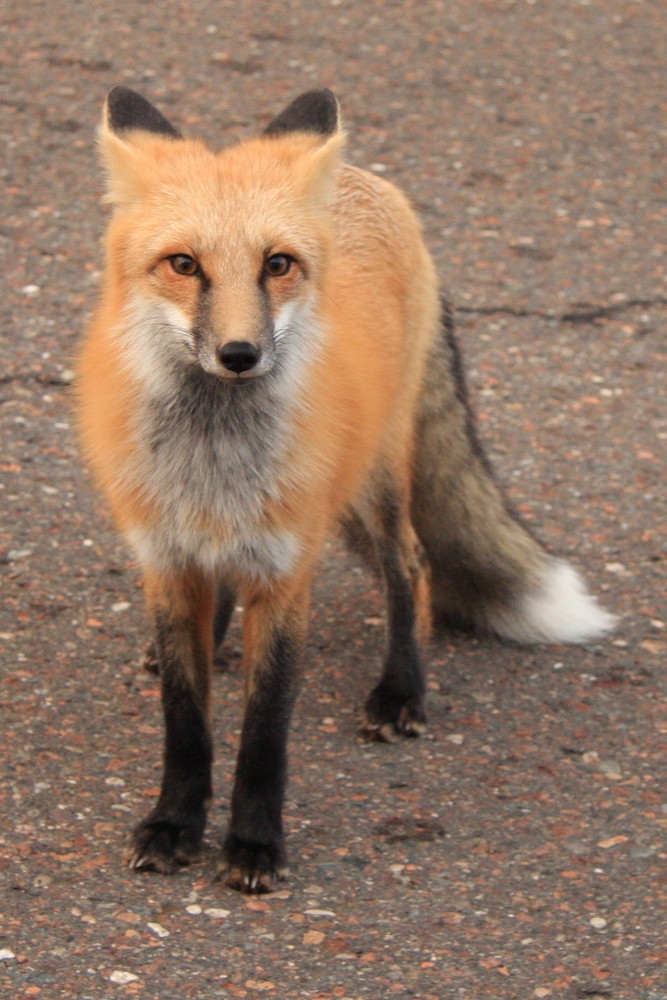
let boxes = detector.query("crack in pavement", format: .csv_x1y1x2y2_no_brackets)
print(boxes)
456,295,667,324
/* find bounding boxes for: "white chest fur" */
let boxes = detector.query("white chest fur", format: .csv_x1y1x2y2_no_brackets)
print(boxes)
124,364,301,580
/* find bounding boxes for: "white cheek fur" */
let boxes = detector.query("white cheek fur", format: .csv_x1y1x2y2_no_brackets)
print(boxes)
271,296,325,401
114,296,194,394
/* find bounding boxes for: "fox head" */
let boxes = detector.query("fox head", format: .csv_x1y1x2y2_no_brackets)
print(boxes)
98,87,344,385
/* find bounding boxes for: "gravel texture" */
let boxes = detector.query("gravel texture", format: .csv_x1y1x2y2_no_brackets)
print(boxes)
1,2,665,998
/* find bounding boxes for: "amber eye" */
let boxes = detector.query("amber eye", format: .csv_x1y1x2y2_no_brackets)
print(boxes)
264,253,294,278
168,254,200,276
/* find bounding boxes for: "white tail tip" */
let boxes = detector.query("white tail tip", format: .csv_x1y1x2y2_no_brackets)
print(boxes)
492,558,617,645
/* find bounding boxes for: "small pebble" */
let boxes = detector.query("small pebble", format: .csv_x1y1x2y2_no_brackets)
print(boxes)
204,908,231,919
147,922,170,938
8,549,32,561
598,835,629,849
598,759,622,779
185,904,202,914
590,916,608,930
0,949,16,961
109,971,139,984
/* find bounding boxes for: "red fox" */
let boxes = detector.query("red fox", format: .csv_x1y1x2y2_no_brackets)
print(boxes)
77,87,614,893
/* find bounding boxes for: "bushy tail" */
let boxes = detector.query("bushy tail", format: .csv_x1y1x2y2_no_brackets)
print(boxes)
410,300,615,644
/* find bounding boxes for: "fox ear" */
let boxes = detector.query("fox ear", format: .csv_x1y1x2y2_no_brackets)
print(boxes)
264,91,344,209
296,128,346,213
264,89,339,139
98,88,179,205
104,87,180,138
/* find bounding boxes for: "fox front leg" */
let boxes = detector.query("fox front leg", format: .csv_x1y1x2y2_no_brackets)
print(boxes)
128,570,215,873
220,583,308,893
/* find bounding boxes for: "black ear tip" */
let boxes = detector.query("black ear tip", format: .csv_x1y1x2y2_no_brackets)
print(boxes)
312,88,338,109
105,86,142,121
264,89,340,138
105,86,180,139
315,88,339,124
107,85,135,104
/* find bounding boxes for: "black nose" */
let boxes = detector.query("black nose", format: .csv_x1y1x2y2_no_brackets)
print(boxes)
217,341,260,374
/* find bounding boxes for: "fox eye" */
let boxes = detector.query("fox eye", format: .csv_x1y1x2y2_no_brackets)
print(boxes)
168,254,200,277
264,253,294,278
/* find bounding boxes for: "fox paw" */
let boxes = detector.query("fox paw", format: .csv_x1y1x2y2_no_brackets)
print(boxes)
128,815,204,874
362,686,427,742
219,834,288,894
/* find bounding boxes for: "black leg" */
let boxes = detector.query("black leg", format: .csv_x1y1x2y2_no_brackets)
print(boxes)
221,601,305,893
129,573,214,873
363,536,427,740
356,481,429,741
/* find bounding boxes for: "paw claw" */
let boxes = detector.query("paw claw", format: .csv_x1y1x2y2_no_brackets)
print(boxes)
398,705,427,737
361,720,400,743
128,813,205,875
220,834,288,894
220,864,282,895
126,846,178,875
362,692,427,742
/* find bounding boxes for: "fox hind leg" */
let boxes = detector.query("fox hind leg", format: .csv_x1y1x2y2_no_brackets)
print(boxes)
213,580,237,649
347,478,430,741
141,578,236,674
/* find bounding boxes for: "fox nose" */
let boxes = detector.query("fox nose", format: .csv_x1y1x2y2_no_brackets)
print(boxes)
217,341,260,374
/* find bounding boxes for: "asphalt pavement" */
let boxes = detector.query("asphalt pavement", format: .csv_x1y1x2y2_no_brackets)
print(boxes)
1,1,665,998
